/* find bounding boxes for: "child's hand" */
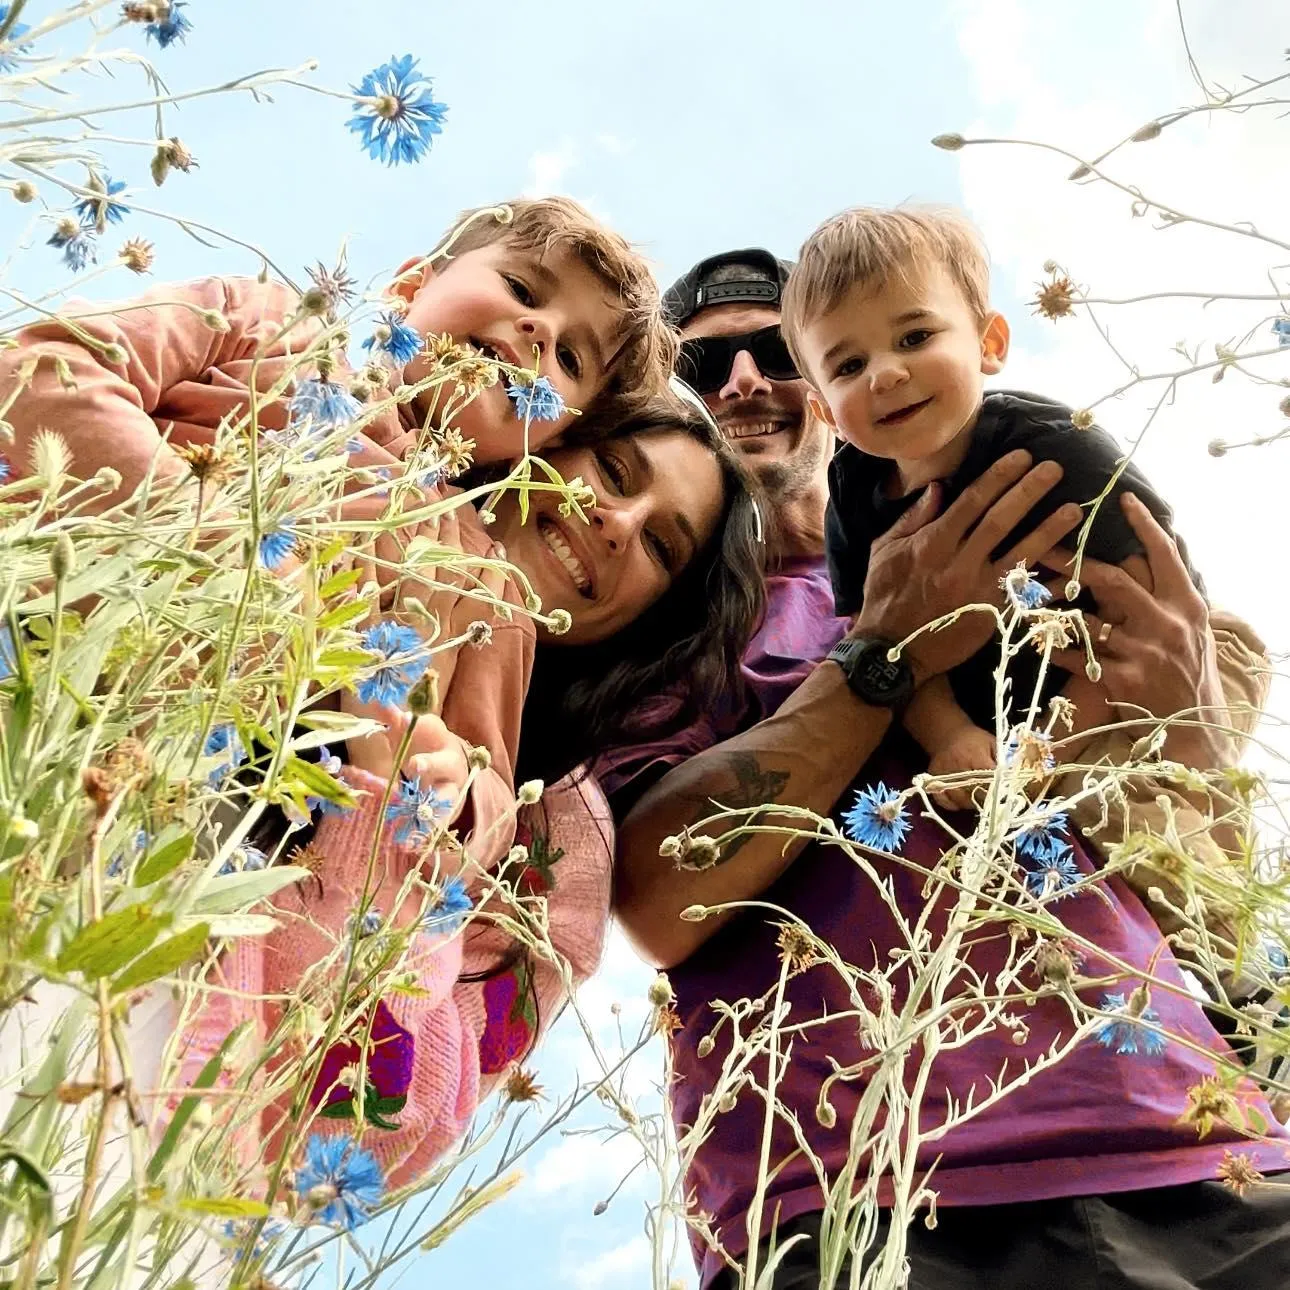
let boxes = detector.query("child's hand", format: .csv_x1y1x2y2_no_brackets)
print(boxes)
926,725,997,812
341,691,470,827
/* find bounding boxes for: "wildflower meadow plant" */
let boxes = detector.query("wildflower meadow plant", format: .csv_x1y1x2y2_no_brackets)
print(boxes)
0,10,614,1288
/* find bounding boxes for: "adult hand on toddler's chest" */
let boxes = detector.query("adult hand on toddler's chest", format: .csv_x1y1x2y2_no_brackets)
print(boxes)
855,451,1082,683
926,724,998,813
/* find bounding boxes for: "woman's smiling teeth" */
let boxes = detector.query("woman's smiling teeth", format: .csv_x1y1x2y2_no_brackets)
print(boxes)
538,517,593,597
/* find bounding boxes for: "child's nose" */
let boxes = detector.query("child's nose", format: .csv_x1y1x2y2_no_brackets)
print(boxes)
516,314,554,360
870,357,907,394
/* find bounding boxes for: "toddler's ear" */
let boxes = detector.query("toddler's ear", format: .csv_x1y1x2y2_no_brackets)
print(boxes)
980,312,1010,375
390,254,434,306
806,388,836,428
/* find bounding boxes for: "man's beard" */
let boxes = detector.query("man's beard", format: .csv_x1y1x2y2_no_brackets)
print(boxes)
743,417,831,503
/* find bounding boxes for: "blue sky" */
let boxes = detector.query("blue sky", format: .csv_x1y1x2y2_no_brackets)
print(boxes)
4,2,1286,1287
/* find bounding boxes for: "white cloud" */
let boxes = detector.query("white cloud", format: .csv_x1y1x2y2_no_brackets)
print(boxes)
528,1127,644,1199
568,1236,654,1290
523,139,580,197
595,132,628,155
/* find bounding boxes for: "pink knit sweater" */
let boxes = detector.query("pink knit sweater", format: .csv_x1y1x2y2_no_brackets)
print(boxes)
187,766,613,1189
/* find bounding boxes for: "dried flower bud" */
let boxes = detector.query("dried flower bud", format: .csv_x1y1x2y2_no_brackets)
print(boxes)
299,287,331,316
479,509,497,526
1064,578,1081,600
718,1092,737,1113
119,238,155,274
1131,120,1163,142
1071,408,1095,430
465,620,492,648
200,310,230,334
815,1098,837,1128
503,1066,544,1103
348,379,373,403
101,344,128,366
50,532,76,580
1068,163,1092,180
647,973,674,1007
675,833,721,871
466,745,492,772
546,608,571,635
406,670,439,717
93,466,122,492
1280,394,1290,418
517,779,543,806
1127,983,1152,1018
364,363,390,388
1033,275,1075,321
1207,438,1228,458
11,181,36,204
1042,259,1059,274
680,904,708,922
592,1199,609,1217
1085,658,1102,683
931,132,965,151
696,1035,715,1059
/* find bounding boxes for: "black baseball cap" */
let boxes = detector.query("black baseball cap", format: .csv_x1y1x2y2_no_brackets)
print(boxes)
663,248,795,328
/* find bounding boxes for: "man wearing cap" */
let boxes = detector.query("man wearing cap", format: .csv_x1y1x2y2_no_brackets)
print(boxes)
601,250,1290,1288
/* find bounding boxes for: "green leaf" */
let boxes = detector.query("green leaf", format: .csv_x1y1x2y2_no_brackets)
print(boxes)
318,599,372,630
192,866,308,915
319,567,363,599
287,720,382,753
57,905,169,980
177,1196,270,1219
284,755,357,807
134,832,194,887
148,1028,244,1182
112,922,210,994
316,536,347,567
319,647,378,670
1247,1105,1269,1137
202,913,279,938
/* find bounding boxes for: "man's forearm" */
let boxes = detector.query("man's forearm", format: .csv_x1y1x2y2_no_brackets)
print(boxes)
615,660,894,968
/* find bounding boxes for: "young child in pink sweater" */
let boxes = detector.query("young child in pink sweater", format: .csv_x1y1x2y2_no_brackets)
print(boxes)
0,197,678,1192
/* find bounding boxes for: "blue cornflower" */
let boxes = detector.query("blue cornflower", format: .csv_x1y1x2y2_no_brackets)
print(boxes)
0,5,32,73
48,218,97,272
75,175,130,229
1095,991,1168,1056
294,1133,384,1230
1272,317,1290,347
0,453,9,483
842,782,912,854
1002,564,1052,611
356,620,429,705
205,723,246,785
421,875,473,934
507,375,566,423
1015,810,1070,861
219,843,267,876
347,909,384,938
363,311,424,365
385,775,454,845
289,378,362,432
0,625,14,681
258,519,297,570
1020,843,1081,900
221,1217,287,1262
144,1,192,48
348,55,447,166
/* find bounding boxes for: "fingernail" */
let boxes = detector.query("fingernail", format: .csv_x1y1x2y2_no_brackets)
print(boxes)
1037,460,1063,480
492,543,507,561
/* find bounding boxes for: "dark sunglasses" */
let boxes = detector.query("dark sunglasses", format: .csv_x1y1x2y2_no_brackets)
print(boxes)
676,325,800,393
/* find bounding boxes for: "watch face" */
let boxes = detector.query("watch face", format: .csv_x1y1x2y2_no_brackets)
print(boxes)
857,645,904,697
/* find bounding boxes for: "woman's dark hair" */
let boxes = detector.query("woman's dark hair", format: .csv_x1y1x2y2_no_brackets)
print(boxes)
513,393,767,787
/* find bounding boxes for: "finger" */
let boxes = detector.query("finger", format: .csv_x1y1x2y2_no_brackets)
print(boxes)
935,450,1036,547
880,480,943,543
477,542,511,605
994,502,1083,574
958,461,1066,567
1120,493,1192,600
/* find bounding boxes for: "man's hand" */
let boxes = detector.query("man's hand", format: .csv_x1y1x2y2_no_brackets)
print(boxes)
1047,492,1227,768
856,452,1083,683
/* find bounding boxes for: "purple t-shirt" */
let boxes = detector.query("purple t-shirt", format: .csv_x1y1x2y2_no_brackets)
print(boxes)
602,554,1289,1286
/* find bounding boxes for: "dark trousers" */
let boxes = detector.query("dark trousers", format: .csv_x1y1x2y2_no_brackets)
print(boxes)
712,1180,1290,1289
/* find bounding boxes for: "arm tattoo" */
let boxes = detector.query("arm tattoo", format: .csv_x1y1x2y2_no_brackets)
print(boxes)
681,752,792,865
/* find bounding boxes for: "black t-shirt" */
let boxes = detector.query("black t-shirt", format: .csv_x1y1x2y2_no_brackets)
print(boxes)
825,389,1202,729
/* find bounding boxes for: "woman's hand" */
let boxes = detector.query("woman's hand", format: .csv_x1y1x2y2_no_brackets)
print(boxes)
855,452,1083,682
340,690,471,825
1047,492,1227,770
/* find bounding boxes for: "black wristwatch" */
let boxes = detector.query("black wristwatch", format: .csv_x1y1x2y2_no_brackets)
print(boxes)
827,636,915,712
